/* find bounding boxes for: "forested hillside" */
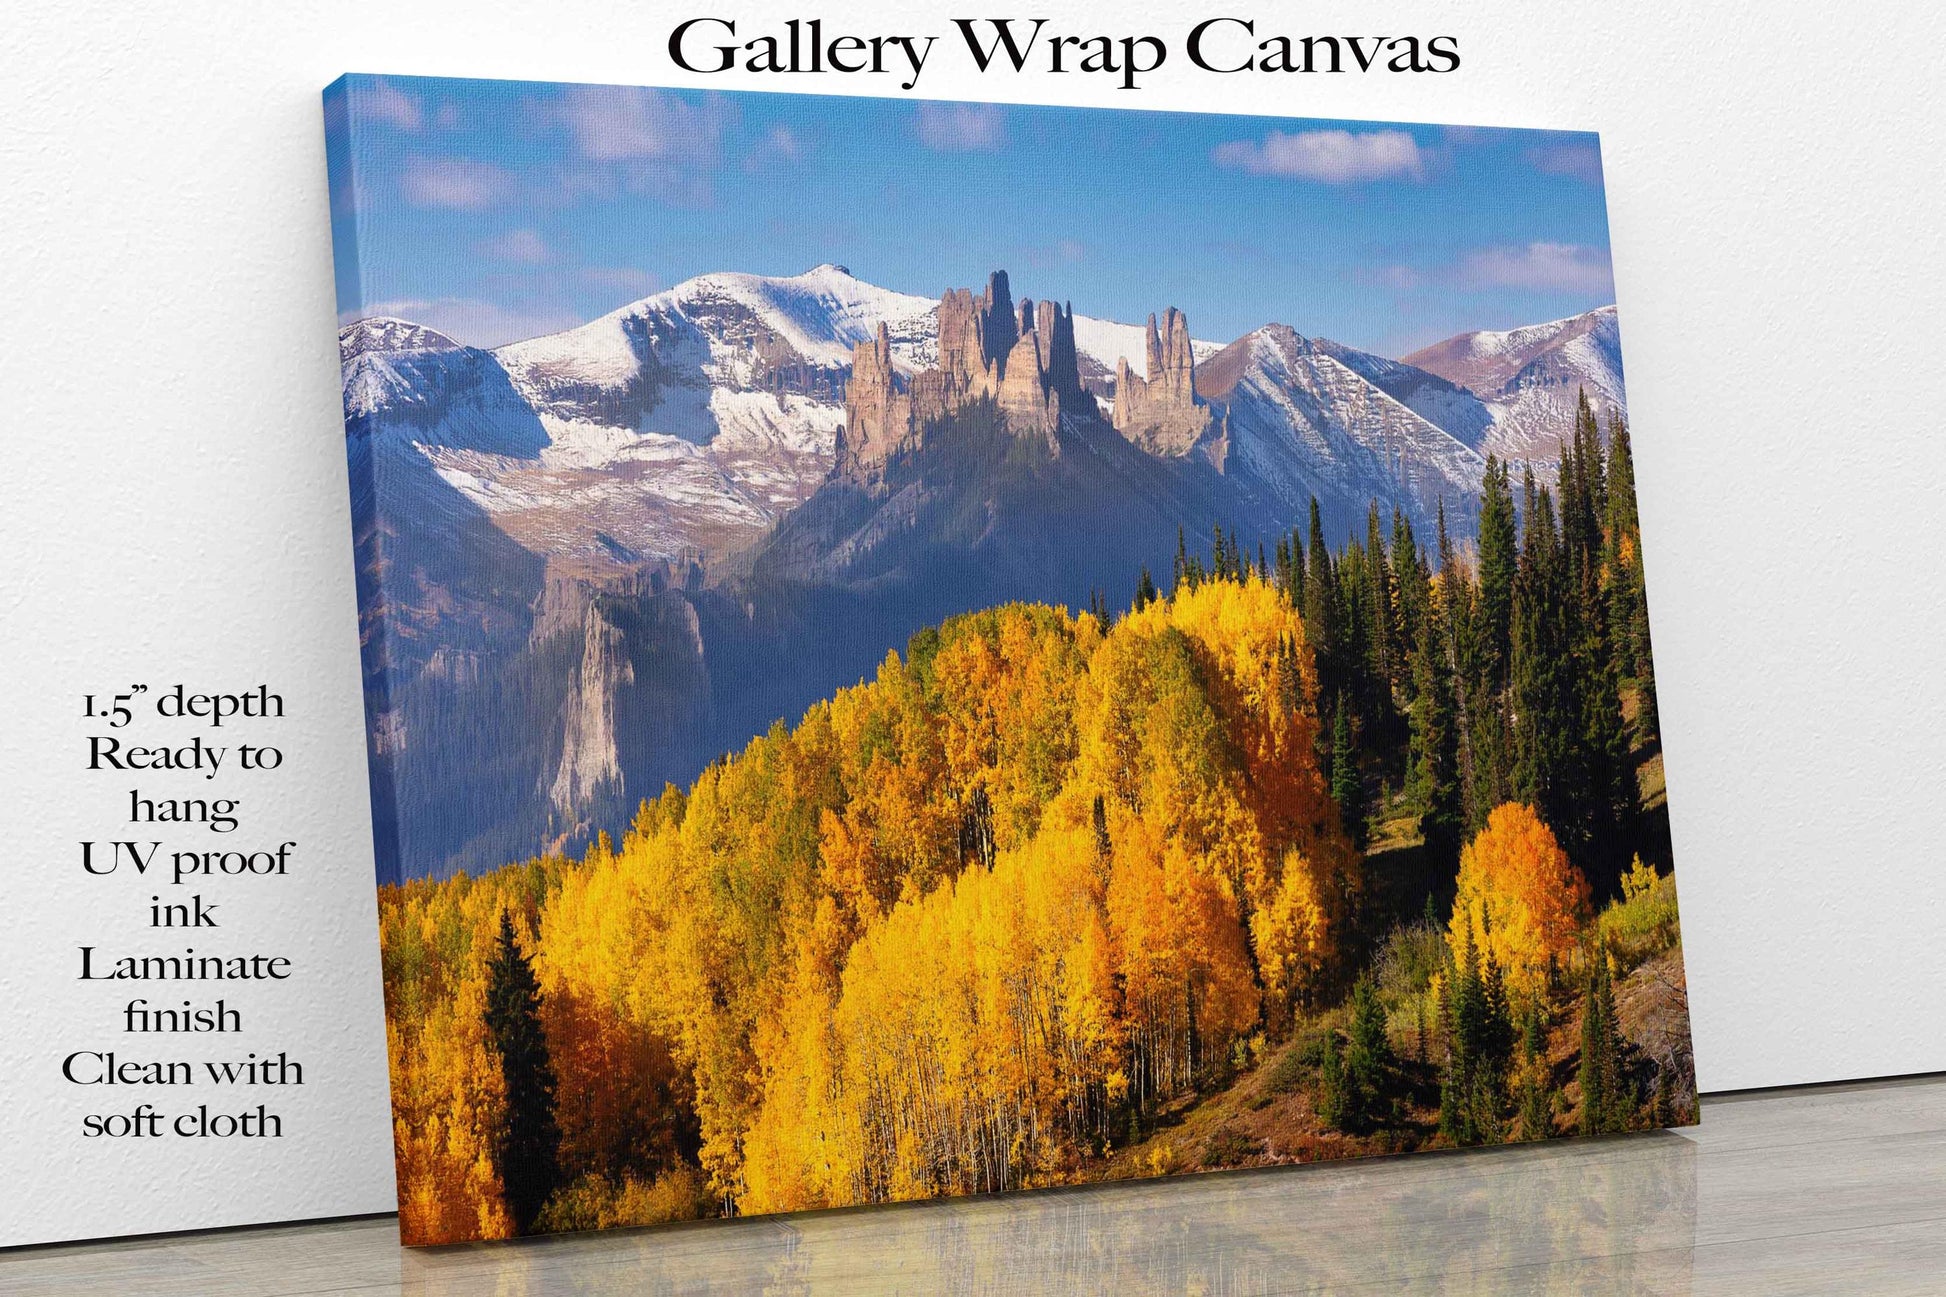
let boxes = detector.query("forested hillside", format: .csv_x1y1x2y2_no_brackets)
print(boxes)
378,395,1692,1244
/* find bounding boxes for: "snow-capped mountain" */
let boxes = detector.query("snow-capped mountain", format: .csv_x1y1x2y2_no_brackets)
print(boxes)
339,265,1630,882
1307,338,1498,452
341,266,1625,577
1403,306,1625,464
1200,325,1486,538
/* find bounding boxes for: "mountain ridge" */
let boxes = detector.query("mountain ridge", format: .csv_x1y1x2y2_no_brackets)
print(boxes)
340,265,1628,881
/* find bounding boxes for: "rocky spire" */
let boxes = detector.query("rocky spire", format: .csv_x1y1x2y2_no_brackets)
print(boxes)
849,271,1100,469
983,270,1018,368
837,321,914,473
1114,306,1213,457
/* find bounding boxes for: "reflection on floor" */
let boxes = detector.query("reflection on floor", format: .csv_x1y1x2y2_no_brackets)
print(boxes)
3,1075,1943,1295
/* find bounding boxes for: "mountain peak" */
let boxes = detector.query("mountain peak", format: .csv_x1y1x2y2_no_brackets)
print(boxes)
339,316,461,361
1403,305,1618,393
1402,305,1624,464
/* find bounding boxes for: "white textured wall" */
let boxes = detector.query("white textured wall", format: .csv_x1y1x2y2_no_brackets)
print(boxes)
4,0,1941,1247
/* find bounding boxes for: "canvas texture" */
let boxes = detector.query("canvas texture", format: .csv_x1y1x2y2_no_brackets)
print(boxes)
325,74,1696,1245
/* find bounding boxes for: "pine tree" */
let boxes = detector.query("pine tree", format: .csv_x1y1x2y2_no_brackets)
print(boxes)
1513,1017,1554,1139
1477,456,1518,691
1345,977,1395,1129
1331,703,1366,848
483,910,562,1233
1406,596,1462,871
1511,484,1578,848
1365,501,1396,691
1578,946,1629,1136
1134,565,1159,611
1317,1029,1348,1129
1438,1066,1466,1144
1388,508,1419,686
1575,619,1636,882
1303,498,1339,707
1604,413,1659,741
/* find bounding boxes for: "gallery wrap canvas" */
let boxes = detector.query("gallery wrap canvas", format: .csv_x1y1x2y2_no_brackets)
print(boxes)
324,74,1696,1245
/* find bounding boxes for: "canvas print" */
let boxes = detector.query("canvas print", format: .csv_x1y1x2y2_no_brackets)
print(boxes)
325,75,1696,1245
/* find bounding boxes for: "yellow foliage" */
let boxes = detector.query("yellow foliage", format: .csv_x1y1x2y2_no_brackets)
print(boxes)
380,577,1363,1237
1448,803,1591,1000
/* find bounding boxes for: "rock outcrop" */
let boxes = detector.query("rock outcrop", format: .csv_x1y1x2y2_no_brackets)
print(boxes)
837,270,1092,474
548,599,633,820
1113,307,1217,458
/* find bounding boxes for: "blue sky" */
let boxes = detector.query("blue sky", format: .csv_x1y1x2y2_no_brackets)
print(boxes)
326,75,1616,357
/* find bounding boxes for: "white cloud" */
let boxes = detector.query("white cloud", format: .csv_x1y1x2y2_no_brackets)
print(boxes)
1212,129,1424,183
356,80,422,131
399,158,514,210
745,125,805,173
552,86,727,164
1370,264,1425,291
347,298,583,350
477,228,551,264
1457,242,1614,295
915,103,1005,152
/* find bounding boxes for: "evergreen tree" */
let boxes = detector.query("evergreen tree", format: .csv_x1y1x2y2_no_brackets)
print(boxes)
1476,456,1518,692
1603,413,1659,740
1574,620,1636,882
1558,392,1608,594
1406,595,1462,871
1511,484,1578,847
1283,529,1306,606
1388,508,1419,685
483,910,562,1233
1303,498,1339,706
1578,946,1629,1136
1317,1029,1348,1130
1365,502,1396,692
1331,703,1366,848
1345,977,1395,1129
1441,929,1484,1145
1134,565,1159,611
1479,942,1515,1067
1438,1066,1466,1144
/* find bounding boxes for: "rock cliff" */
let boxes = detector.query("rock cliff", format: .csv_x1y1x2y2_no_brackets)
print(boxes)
838,270,1092,474
1112,307,1218,459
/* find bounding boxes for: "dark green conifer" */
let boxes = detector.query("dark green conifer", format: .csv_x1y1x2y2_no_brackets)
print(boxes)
1406,596,1462,871
1317,1029,1348,1130
1331,703,1365,848
483,910,562,1234
1477,456,1518,691
1578,947,1629,1136
1345,977,1395,1129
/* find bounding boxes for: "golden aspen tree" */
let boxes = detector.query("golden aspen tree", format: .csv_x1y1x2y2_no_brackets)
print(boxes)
1449,802,1592,1000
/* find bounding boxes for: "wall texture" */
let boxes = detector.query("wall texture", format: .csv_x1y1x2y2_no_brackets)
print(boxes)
3,0,1941,1248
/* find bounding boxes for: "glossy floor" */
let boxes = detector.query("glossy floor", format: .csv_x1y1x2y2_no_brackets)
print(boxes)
5,1076,1943,1295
